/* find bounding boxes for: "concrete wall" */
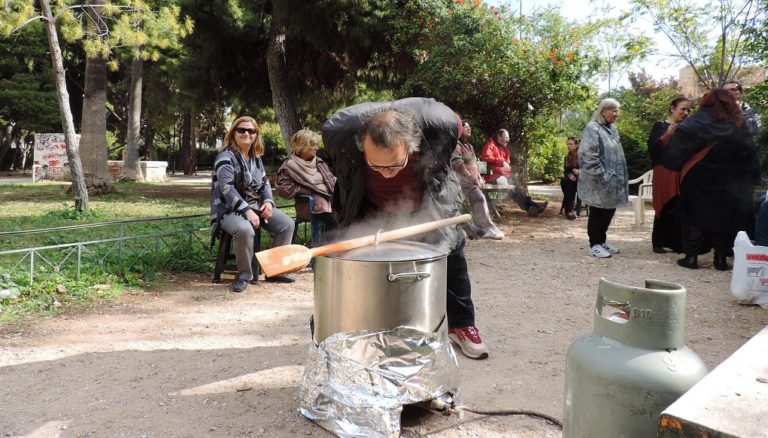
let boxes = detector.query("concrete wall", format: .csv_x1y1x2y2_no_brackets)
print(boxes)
107,161,168,182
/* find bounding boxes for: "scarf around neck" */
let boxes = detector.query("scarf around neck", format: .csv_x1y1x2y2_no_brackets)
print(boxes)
289,154,323,186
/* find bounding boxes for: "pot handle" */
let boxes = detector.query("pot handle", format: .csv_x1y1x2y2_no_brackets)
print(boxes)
387,261,431,282
387,271,431,282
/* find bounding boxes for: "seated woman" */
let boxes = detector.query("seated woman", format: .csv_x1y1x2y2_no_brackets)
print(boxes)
276,129,337,246
560,137,581,220
211,116,296,292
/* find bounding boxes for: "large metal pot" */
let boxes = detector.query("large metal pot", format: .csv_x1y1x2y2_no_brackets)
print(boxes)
312,240,447,343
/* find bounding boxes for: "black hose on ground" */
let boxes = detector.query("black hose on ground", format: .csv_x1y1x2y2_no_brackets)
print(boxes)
405,401,563,436
460,406,563,428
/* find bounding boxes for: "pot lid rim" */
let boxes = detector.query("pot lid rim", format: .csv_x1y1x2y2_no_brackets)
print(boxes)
324,240,448,261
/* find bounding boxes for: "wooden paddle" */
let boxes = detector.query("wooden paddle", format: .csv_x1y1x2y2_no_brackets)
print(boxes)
256,214,471,277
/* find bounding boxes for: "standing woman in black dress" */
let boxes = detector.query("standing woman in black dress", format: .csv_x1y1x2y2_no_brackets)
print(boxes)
647,96,691,254
663,89,759,270
560,137,581,220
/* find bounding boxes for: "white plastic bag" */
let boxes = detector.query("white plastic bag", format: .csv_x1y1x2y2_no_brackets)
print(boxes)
730,231,768,308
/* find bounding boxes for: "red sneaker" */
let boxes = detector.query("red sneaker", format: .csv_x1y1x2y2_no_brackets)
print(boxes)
448,326,489,359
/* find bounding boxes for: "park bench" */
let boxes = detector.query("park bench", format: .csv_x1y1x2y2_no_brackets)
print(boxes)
477,160,546,218
480,183,519,219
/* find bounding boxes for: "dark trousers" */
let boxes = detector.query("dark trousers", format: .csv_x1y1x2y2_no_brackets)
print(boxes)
651,198,682,252
560,178,580,214
756,199,768,246
587,206,616,247
682,224,731,257
446,239,476,328
488,175,535,211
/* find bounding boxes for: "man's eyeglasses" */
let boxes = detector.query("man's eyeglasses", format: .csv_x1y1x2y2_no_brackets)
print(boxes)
365,153,409,171
235,127,258,135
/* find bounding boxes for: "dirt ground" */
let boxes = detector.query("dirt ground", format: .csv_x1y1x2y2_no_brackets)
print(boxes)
1,195,767,437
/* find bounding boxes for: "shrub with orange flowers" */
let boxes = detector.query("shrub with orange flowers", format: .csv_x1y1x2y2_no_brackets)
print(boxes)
386,0,598,184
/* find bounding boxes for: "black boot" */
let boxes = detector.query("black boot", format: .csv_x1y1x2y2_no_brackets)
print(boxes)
527,200,548,217
714,254,728,271
677,254,699,269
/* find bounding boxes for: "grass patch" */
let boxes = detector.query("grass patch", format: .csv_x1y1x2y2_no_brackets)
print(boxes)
0,179,300,321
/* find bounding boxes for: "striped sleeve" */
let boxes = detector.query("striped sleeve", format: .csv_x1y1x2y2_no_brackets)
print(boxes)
214,151,249,213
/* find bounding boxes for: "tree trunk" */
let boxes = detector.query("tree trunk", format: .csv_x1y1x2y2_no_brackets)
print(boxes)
179,112,197,175
122,55,145,181
266,0,300,148
79,0,114,195
39,0,89,210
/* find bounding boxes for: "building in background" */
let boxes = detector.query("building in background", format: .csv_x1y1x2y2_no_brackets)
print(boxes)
679,65,766,98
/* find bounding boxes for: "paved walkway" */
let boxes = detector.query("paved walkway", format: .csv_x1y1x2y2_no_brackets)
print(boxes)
0,171,213,185
1,170,562,194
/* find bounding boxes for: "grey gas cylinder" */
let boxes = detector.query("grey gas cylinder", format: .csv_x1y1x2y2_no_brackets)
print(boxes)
563,278,709,438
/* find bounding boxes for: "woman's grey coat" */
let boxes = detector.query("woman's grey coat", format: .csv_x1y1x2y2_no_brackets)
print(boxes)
577,121,628,209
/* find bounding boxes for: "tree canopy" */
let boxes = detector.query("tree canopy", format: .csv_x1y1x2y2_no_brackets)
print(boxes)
0,0,766,193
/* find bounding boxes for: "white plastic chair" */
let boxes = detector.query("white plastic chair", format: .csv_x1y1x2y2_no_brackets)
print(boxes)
627,170,653,225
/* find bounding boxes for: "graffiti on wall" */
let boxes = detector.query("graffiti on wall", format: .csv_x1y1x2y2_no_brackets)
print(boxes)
33,133,79,181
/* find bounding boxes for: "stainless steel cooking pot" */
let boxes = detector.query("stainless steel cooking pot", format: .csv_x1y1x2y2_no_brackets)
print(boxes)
312,240,448,343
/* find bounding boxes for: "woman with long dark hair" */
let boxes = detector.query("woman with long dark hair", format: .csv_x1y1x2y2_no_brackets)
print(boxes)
663,89,759,270
560,137,581,220
647,96,691,253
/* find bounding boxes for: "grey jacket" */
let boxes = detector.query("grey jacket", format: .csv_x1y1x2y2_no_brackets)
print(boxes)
577,121,628,209
210,148,274,229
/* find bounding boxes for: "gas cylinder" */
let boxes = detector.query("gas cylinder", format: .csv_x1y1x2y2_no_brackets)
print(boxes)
563,278,709,438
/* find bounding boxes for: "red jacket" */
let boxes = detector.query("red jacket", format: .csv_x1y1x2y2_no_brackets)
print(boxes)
480,137,511,182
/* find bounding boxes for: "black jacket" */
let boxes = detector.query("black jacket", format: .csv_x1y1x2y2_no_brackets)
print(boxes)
662,107,759,232
322,97,463,247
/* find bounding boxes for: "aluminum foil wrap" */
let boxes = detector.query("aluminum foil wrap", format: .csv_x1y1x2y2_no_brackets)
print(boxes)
298,326,461,438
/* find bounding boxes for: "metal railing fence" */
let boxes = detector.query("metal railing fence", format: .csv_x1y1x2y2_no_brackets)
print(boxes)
0,214,211,286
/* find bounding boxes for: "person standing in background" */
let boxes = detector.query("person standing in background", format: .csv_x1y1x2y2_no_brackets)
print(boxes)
560,137,581,220
663,89,759,271
724,81,761,138
578,98,628,258
647,96,691,254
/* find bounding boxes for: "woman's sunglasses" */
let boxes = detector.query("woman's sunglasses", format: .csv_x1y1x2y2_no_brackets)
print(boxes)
234,127,258,135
